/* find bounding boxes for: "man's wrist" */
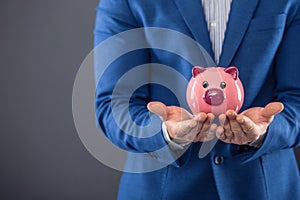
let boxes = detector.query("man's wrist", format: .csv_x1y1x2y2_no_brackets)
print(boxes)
162,123,190,150
248,133,267,148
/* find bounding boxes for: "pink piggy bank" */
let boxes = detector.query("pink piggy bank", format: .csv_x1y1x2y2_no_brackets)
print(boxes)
186,66,244,116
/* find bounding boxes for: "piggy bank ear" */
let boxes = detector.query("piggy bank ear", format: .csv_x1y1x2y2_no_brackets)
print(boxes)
224,66,239,80
192,66,206,78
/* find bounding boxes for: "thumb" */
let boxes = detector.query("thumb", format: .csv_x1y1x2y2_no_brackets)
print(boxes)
147,101,168,121
262,102,284,118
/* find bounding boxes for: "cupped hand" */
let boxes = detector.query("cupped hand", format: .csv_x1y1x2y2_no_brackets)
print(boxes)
147,102,217,143
216,102,284,145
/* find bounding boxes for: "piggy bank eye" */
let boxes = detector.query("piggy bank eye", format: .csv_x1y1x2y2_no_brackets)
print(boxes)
202,81,209,88
220,81,226,89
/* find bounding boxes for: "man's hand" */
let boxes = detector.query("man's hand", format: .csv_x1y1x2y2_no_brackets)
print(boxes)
147,102,217,143
216,102,284,145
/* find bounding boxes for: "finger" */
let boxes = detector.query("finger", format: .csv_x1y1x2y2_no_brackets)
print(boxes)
226,109,238,120
204,123,217,141
209,123,218,133
226,110,250,144
169,105,193,120
218,114,227,126
236,115,260,141
262,102,284,118
221,126,234,141
196,123,217,142
196,112,208,123
193,112,207,135
224,128,234,139
216,128,234,144
216,126,233,143
147,101,168,121
216,126,226,140
200,113,215,133
218,114,232,138
226,110,242,134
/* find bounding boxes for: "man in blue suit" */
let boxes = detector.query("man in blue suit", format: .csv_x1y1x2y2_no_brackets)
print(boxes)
94,0,300,199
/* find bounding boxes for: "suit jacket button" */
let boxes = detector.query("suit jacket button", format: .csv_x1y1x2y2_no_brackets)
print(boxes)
214,156,224,165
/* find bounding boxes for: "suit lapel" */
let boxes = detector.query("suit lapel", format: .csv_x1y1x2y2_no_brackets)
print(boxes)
173,0,214,60
219,0,260,67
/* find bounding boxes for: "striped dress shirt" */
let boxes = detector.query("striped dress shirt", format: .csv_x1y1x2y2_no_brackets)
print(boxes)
202,0,232,64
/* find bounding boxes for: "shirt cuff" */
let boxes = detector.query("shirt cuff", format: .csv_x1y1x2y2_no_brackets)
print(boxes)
162,123,190,150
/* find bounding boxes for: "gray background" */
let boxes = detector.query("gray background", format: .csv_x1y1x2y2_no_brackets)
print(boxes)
0,0,299,200
0,0,121,199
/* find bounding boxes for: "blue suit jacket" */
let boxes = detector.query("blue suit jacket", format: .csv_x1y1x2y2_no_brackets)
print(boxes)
94,0,300,199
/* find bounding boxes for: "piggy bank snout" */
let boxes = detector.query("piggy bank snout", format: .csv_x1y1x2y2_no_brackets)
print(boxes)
203,88,224,106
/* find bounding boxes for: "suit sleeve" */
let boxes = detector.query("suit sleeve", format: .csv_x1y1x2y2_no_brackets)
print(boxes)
245,3,300,162
94,0,189,167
